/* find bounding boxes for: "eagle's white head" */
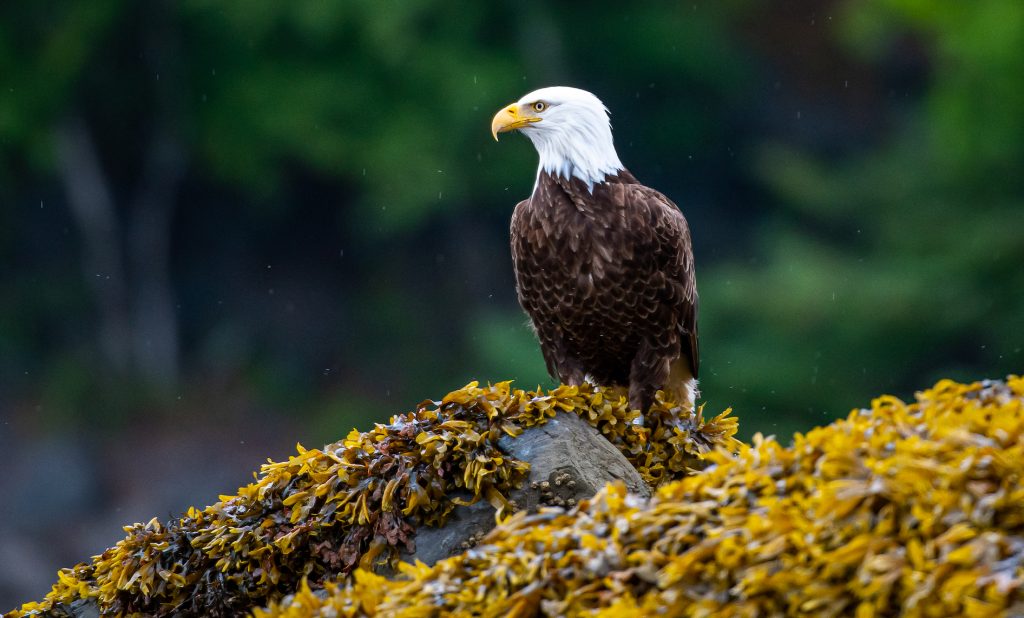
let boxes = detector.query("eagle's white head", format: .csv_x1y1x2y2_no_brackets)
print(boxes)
492,86,624,191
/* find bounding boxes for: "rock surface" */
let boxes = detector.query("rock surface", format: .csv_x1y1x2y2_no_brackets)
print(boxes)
402,411,649,566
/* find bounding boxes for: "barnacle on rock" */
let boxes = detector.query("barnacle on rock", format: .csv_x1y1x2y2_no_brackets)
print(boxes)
254,376,1024,618
8,382,735,617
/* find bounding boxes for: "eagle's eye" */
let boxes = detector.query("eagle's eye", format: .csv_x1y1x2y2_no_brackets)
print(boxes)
533,101,547,112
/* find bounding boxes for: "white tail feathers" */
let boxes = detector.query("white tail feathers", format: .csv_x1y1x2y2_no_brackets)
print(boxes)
668,357,699,411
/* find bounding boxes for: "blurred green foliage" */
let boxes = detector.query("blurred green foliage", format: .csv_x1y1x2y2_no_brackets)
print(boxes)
1,0,1021,444
704,0,1024,435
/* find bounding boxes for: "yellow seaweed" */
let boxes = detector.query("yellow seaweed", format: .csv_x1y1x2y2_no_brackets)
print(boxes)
9,381,733,617
254,376,1024,618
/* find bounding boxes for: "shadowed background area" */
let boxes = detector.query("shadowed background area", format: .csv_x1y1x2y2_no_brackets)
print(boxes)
1,0,1022,607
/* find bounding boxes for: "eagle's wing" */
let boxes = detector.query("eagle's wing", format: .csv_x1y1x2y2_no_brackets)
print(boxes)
625,185,699,379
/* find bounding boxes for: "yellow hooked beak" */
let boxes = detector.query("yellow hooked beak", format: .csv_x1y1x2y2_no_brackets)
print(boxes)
491,103,541,141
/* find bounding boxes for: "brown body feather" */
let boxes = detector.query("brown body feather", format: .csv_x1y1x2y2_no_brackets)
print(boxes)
511,170,698,412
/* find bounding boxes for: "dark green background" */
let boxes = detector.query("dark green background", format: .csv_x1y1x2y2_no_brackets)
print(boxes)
2,0,1021,608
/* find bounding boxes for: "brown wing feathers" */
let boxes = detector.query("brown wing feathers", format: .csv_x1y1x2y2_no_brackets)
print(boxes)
510,170,698,412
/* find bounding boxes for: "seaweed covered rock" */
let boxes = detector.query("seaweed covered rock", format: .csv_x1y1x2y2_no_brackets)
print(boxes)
8,382,735,617
405,411,651,567
255,376,1024,617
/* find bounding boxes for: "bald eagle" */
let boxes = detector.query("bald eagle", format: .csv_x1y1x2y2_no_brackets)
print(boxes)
492,86,699,413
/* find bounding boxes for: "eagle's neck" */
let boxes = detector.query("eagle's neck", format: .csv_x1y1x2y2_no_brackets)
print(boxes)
525,114,623,194
539,169,637,212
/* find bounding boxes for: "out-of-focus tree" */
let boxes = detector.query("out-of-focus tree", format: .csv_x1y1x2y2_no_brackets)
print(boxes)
1,1,519,396
0,1,752,426
698,0,1024,433
2,0,1018,435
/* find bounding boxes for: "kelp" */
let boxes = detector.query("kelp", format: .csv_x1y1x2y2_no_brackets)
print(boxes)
255,376,1024,618
9,382,736,617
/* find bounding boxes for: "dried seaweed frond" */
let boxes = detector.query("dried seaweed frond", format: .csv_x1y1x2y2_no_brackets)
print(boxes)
256,376,1024,618
9,382,734,617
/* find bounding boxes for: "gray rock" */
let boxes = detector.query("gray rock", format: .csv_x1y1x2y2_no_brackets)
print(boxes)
35,598,98,618
399,411,649,568
68,599,98,618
